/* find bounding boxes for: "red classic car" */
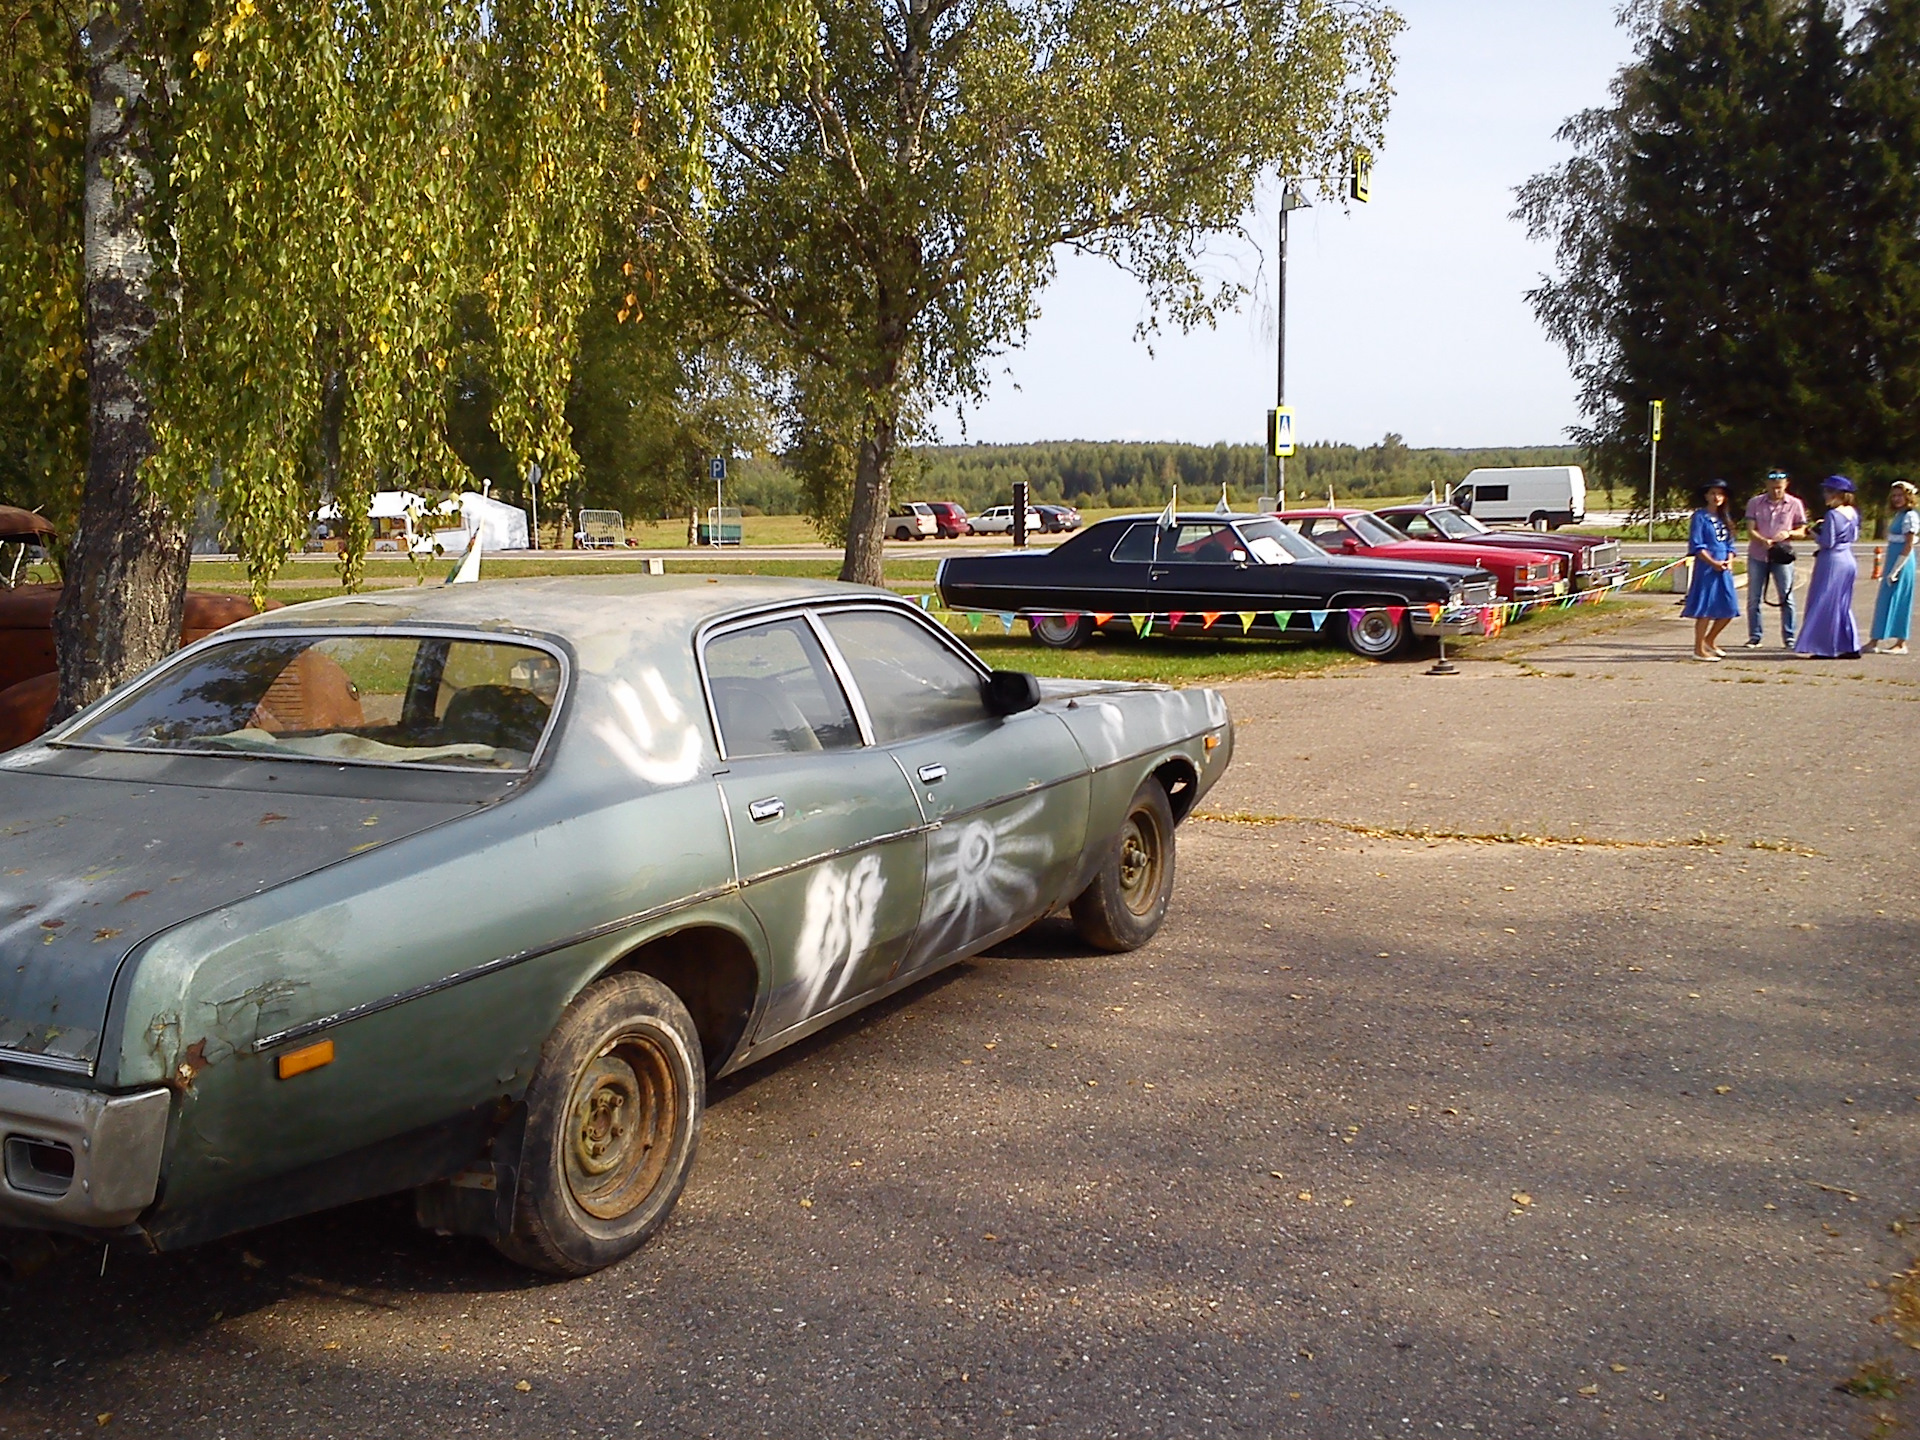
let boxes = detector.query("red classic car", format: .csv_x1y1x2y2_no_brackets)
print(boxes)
1374,502,1628,591
1277,508,1568,601
0,585,267,750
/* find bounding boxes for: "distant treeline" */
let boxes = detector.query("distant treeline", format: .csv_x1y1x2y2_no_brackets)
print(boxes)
719,436,1590,515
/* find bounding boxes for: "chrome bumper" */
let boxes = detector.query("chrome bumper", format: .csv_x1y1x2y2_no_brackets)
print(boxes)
1511,580,1570,602
1411,610,1484,638
1575,567,1630,590
0,1077,171,1230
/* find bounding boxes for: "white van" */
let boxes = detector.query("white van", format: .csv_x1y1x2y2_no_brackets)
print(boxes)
1449,466,1587,530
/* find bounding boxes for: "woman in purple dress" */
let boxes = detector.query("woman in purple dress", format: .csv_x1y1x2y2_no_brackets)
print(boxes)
1796,476,1861,659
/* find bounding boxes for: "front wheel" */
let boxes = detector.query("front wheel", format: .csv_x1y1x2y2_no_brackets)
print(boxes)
1344,608,1411,660
1071,779,1177,952
493,972,704,1276
1029,614,1095,649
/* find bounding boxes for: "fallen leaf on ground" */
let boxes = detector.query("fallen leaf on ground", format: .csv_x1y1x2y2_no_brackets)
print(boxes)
1714,1085,1732,1095
1511,1192,1533,1207
1297,1191,1313,1202
1578,1384,1599,1396
515,1380,532,1392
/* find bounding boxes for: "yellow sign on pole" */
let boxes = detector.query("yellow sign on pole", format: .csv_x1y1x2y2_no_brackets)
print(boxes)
1650,399,1664,442
1350,150,1373,205
1268,407,1296,458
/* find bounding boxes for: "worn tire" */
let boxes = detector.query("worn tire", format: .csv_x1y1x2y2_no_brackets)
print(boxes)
1344,607,1410,660
1071,780,1177,952
1029,614,1096,649
1529,512,1550,531
492,972,703,1276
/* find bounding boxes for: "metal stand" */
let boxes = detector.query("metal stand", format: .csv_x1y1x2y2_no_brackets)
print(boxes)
1426,630,1458,676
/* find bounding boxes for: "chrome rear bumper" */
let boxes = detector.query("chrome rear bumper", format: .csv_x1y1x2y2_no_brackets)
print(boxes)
0,1077,170,1230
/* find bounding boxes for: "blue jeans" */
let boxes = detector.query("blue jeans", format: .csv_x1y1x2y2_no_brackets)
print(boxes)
1747,558,1797,643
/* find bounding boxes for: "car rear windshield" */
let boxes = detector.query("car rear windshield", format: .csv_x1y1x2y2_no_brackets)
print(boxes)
61,632,562,770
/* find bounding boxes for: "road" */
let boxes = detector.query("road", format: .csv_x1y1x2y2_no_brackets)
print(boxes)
2,585,1916,1439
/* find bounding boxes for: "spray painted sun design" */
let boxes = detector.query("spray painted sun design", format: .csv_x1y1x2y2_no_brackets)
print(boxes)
913,796,1055,966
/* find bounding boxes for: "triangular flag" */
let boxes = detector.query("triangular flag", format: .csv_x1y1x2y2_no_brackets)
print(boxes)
1093,612,1114,628
1064,612,1082,627
1273,610,1293,631
1133,613,1152,637
1157,492,1177,529
1385,606,1405,626
1426,604,1443,623
1238,611,1256,634
1201,612,1221,630
1000,612,1016,633
445,528,482,585
1347,608,1367,630
1308,610,1327,631
966,612,981,631
1168,611,1187,630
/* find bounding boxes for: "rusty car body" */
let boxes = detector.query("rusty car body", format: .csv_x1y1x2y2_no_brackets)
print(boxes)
0,575,1231,1273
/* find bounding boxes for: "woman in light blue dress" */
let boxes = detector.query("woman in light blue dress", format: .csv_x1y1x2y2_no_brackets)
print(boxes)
1868,480,1917,655
1797,476,1862,658
1681,481,1739,661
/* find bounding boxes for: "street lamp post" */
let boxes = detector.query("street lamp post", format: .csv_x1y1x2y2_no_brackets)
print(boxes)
1271,182,1311,507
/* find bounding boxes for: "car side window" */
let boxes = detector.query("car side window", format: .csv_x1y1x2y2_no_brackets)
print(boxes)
705,618,861,758
1159,523,1238,563
1398,515,1433,537
818,609,990,744
1112,524,1157,562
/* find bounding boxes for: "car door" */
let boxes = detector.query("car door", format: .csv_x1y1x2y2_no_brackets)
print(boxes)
702,613,929,1042
814,605,1089,976
1148,520,1318,616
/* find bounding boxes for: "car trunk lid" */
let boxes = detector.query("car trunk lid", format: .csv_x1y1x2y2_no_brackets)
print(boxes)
0,766,476,1075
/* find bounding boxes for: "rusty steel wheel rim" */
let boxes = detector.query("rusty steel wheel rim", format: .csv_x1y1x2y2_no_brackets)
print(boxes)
1116,810,1164,916
564,1033,679,1222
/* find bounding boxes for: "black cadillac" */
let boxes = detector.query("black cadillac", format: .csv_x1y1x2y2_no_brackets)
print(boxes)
936,513,1498,659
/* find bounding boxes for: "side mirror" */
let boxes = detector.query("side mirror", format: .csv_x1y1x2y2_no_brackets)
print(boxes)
982,670,1041,717
1342,538,1361,554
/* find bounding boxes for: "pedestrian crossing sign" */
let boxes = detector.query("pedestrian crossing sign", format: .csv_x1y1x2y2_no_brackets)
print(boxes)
1268,407,1296,458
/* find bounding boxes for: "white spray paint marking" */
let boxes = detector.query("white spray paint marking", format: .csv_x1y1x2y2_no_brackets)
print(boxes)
914,796,1054,966
0,879,92,950
595,668,704,786
791,853,886,1017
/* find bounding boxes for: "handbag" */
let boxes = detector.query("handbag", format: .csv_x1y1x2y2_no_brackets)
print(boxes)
1766,542,1796,565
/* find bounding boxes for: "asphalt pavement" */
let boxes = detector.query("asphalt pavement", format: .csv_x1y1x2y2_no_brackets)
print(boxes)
2,582,1916,1439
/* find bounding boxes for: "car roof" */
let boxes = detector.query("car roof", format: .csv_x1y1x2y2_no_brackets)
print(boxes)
228,574,907,679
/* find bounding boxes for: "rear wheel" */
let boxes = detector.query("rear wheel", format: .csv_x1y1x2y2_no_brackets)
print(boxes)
492,973,703,1276
1029,613,1095,649
1529,512,1550,531
1344,607,1410,660
1071,779,1176,952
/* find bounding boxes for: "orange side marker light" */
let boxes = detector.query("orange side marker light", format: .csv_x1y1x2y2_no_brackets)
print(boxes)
276,1039,335,1080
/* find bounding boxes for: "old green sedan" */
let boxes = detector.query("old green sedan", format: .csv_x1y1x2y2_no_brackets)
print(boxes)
0,576,1232,1273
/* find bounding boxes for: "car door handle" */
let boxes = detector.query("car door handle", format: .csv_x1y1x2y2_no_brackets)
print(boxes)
917,764,947,785
748,797,785,823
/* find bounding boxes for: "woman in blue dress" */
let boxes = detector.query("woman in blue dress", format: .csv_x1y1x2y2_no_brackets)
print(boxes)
1797,476,1862,659
1867,480,1916,656
1682,481,1739,661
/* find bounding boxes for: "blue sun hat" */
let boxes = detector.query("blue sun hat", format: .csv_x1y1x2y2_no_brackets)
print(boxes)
1823,475,1856,494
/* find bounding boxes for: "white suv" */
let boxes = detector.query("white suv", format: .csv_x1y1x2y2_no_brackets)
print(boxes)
888,503,939,540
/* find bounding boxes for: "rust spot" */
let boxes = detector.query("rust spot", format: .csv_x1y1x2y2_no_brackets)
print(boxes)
258,813,288,826
120,890,151,903
231,841,245,848
173,1038,211,1090
39,918,63,930
93,928,122,943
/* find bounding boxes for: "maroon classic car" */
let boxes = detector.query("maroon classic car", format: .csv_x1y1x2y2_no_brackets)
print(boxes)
1278,508,1568,602
1374,503,1628,591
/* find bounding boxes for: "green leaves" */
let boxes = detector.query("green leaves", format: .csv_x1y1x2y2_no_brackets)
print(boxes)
707,0,1400,578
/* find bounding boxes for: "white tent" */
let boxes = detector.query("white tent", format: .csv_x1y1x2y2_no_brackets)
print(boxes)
430,493,530,553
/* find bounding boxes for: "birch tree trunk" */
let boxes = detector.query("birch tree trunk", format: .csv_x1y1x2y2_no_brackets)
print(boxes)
50,0,189,723
839,406,895,587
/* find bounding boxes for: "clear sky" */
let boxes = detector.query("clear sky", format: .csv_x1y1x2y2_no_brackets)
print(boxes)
930,0,1638,450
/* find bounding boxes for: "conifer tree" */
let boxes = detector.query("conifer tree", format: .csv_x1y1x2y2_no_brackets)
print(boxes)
1850,0,1920,472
